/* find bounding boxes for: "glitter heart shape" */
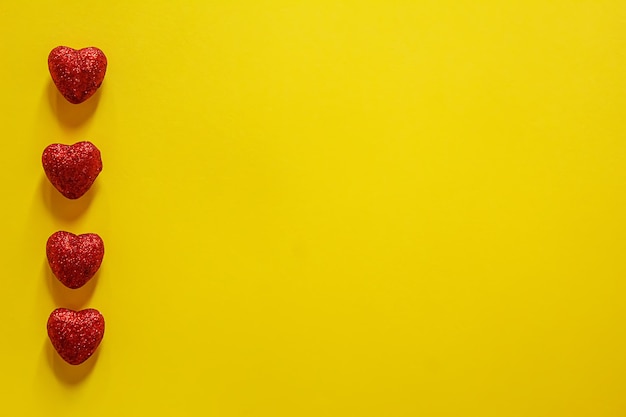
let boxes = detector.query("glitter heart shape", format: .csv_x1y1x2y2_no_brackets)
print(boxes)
46,231,104,289
42,141,103,199
47,308,105,365
48,46,107,104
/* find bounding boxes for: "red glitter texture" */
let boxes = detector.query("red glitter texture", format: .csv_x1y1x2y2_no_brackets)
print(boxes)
47,308,105,365
48,46,107,104
42,141,103,199
46,231,104,289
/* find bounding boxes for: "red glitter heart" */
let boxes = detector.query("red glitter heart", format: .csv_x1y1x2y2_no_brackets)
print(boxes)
47,308,105,365
42,141,103,199
48,46,107,104
46,231,104,289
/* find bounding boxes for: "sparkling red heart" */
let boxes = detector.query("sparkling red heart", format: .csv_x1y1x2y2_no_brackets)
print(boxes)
47,308,105,365
48,46,107,104
42,141,103,199
47,231,104,289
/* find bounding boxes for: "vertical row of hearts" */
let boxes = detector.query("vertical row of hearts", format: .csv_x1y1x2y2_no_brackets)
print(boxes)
44,46,108,366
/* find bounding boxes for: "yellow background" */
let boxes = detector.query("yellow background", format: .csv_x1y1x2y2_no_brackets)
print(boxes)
1,1,625,416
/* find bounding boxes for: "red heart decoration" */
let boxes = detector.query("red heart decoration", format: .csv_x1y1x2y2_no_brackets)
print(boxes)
47,231,104,289
47,308,105,365
42,141,103,199
48,46,107,104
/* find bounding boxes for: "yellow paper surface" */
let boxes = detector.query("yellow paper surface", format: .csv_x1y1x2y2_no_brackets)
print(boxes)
1,1,626,416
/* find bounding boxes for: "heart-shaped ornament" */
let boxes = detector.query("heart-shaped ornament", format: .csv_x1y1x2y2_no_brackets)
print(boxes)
48,46,107,104
47,231,104,289
42,141,102,199
47,308,105,365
